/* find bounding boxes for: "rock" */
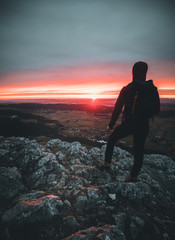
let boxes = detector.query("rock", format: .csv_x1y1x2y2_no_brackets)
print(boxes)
56,151,65,163
64,199,71,209
64,225,126,240
1,193,64,240
15,147,68,190
46,140,88,159
75,187,107,214
0,167,24,203
0,137,175,240
0,149,9,158
2,194,63,225
144,154,175,172
75,194,88,213
13,190,46,204
108,194,116,201
130,216,144,240
63,215,80,235
113,212,126,232
163,233,169,240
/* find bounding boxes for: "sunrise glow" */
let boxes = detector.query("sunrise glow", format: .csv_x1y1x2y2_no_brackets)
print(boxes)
0,0,174,102
0,63,175,101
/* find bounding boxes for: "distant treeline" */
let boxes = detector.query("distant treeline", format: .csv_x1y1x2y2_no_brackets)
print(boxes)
0,102,174,116
0,103,113,113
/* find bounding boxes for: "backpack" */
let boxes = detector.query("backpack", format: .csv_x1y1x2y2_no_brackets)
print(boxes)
132,80,159,119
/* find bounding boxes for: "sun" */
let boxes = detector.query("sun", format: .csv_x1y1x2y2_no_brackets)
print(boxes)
90,94,99,100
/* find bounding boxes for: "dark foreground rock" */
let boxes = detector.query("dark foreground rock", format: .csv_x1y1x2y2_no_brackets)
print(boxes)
0,136,175,240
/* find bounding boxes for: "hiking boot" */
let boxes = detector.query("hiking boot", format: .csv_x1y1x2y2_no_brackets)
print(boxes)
100,160,111,169
125,176,138,183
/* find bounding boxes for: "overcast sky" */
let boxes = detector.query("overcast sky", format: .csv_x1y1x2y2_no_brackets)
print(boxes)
0,0,175,99
0,0,174,72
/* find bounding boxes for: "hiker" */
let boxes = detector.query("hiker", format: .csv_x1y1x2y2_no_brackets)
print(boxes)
101,61,160,182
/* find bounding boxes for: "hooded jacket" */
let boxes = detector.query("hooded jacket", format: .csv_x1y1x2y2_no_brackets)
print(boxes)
108,80,160,129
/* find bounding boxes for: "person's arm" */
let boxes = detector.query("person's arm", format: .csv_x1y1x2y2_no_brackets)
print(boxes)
108,87,126,129
155,88,160,114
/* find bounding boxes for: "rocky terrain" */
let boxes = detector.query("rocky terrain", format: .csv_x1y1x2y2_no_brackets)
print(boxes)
0,137,175,240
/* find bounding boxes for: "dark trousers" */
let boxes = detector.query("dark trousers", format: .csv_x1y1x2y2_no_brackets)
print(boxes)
105,120,149,177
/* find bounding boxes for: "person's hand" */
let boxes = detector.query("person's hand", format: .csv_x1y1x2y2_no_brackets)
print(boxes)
107,126,112,131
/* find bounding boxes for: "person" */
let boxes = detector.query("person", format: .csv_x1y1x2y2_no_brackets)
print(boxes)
101,61,160,182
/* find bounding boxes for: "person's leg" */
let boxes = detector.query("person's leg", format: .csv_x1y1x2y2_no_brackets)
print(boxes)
130,122,149,178
105,122,133,164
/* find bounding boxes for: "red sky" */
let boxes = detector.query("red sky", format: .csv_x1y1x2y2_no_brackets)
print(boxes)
0,61,175,100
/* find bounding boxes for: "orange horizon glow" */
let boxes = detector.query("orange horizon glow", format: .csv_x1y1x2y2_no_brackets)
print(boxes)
0,89,175,100
1,83,175,100
0,62,175,100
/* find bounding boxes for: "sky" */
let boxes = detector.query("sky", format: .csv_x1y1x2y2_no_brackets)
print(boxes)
0,0,175,100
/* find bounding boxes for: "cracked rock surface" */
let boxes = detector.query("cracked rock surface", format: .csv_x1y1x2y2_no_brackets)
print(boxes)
0,136,175,240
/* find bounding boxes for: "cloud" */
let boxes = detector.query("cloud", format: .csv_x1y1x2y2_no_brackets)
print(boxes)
0,61,174,100
0,0,175,73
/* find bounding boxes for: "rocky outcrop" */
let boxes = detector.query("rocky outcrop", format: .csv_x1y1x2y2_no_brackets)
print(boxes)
0,136,175,240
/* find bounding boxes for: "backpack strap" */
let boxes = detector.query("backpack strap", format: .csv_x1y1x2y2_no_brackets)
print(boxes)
132,92,139,116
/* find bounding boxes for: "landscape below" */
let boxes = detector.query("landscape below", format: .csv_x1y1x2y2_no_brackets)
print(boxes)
0,101,175,159
0,101,175,239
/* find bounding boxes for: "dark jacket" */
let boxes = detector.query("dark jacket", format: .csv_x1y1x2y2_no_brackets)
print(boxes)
108,80,160,129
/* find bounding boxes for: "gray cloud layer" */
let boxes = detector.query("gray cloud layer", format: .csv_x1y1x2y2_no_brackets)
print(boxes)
0,0,175,72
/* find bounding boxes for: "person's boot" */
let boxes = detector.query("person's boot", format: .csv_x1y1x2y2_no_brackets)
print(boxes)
125,176,138,182
125,168,138,182
100,160,111,169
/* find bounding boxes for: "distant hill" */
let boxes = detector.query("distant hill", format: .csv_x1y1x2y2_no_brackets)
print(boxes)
0,102,113,113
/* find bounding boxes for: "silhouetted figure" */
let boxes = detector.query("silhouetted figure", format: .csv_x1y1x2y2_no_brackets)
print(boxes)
101,61,160,182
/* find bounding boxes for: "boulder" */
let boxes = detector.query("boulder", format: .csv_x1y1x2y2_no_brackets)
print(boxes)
2,194,63,225
63,225,126,240
0,167,24,203
0,137,175,240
